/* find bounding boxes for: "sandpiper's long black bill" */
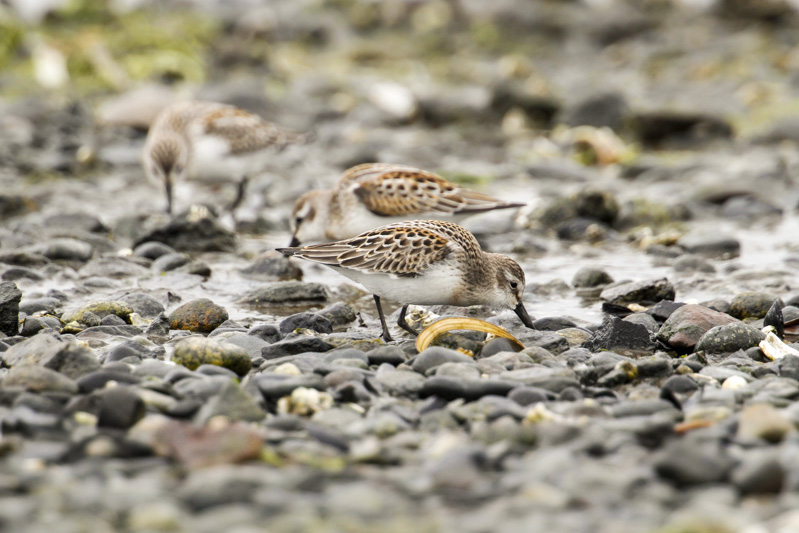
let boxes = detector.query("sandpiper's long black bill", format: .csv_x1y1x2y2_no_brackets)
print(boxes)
514,302,535,329
288,235,301,247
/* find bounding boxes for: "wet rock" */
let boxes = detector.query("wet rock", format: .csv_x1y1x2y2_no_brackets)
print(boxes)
508,386,554,405
3,365,78,393
366,346,406,366
737,403,792,443
0,194,35,220
77,370,141,393
133,241,176,260
633,111,733,149
62,300,134,327
248,324,282,343
561,92,629,131
721,196,782,220
600,278,675,306
2,334,100,378
412,347,474,375
19,296,61,315
195,381,265,423
261,336,334,358
582,316,655,354
645,300,685,323
116,292,165,319
33,238,93,262
240,251,302,281
256,373,327,401
134,213,236,253
556,218,609,241
732,452,784,495
279,312,332,335
169,298,229,333
764,300,784,339
673,254,716,274
623,312,659,333
0,251,50,268
729,291,779,320
172,337,252,376
0,281,22,336
221,334,269,359
677,231,741,259
656,304,739,354
571,267,614,288
94,386,146,429
374,366,425,397
152,252,191,273
695,323,765,354
2,267,43,282
241,281,328,305
480,337,523,357
318,302,357,326
531,316,577,332
653,438,735,486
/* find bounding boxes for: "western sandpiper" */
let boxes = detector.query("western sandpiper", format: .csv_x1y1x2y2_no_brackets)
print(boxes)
277,219,534,342
289,163,525,246
143,100,308,215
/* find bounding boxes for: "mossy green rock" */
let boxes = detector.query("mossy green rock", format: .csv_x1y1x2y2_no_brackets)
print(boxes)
168,298,228,333
696,323,765,354
171,337,251,376
61,300,134,326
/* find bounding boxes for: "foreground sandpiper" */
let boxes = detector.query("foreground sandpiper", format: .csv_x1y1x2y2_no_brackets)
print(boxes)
143,100,308,215
289,163,526,245
278,219,535,342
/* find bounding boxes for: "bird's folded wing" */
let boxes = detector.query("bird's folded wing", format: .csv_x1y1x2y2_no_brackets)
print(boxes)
281,223,453,277
341,163,523,216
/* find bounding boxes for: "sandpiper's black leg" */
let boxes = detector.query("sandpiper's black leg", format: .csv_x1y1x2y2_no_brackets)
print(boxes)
396,303,419,336
165,175,174,215
373,295,393,342
229,175,249,214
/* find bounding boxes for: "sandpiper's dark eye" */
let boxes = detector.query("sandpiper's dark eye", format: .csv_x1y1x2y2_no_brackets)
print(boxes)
510,281,518,290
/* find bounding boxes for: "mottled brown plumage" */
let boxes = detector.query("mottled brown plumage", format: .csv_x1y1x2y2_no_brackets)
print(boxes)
278,220,535,341
290,163,526,245
143,100,308,214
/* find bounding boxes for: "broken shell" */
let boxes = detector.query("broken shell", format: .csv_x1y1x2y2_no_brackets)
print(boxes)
415,317,525,353
759,330,799,361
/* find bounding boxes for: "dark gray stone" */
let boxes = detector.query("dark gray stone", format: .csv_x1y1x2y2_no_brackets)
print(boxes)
279,312,332,335
116,292,165,319
600,278,675,306
0,281,22,336
241,281,328,305
411,347,474,375
261,336,334,358
571,267,614,288
240,251,302,281
677,232,740,259
654,439,735,486
133,213,236,253
256,374,327,400
133,241,176,260
582,316,655,354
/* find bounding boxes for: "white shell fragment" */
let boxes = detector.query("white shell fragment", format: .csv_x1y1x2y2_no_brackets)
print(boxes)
759,329,799,361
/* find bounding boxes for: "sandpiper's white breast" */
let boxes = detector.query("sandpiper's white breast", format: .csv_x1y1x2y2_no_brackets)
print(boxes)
333,260,464,306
